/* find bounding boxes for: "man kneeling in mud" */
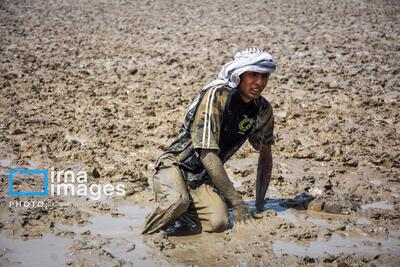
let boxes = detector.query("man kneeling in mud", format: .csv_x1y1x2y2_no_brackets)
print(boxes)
142,48,276,235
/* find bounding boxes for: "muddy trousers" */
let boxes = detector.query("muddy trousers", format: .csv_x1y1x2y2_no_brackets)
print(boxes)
142,164,230,235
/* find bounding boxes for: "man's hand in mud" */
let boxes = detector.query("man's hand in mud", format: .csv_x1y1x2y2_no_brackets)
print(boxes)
255,203,264,213
255,198,268,213
233,203,253,223
233,203,262,223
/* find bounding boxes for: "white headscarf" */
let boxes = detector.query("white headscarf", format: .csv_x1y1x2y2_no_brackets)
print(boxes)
182,48,276,130
202,48,277,90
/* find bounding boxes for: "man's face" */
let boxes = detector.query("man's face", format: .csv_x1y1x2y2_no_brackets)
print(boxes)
238,71,269,103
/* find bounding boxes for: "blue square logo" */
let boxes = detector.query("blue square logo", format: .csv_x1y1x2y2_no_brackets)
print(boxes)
9,167,49,197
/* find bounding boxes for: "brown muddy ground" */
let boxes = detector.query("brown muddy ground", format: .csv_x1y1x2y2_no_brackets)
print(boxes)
1,0,400,266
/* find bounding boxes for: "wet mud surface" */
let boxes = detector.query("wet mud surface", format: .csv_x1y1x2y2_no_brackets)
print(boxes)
1,0,399,266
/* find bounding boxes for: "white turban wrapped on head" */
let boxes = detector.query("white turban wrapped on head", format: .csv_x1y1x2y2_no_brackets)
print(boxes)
203,47,277,90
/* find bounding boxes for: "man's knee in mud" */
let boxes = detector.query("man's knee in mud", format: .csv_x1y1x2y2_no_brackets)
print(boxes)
204,214,230,233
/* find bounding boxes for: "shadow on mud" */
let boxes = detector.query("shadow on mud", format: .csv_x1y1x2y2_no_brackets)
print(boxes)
248,193,315,213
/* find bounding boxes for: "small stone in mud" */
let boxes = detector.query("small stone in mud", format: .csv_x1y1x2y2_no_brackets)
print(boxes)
324,180,333,191
124,186,136,196
321,229,333,238
264,209,277,217
111,211,124,217
292,230,318,240
309,187,323,197
335,225,346,231
99,249,114,259
90,202,111,212
55,229,76,238
156,240,175,251
343,157,358,167
240,168,253,177
323,255,338,263
315,152,331,162
81,230,91,236
233,248,241,254
128,66,138,75
277,222,295,230
11,128,26,135
324,201,342,214
126,243,136,252
308,199,325,212
151,231,176,251
92,167,101,178
22,231,43,240
71,240,94,251
299,256,315,264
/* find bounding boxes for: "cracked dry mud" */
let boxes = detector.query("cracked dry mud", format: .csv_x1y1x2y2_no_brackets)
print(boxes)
1,0,399,266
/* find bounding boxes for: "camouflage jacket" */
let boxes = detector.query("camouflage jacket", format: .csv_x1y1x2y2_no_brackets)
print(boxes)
155,84,274,187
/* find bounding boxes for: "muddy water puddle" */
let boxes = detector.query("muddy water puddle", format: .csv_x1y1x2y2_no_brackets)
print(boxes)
361,201,393,210
258,200,400,258
0,198,161,267
58,199,162,266
273,232,400,258
0,234,72,267
89,205,159,266
246,198,400,259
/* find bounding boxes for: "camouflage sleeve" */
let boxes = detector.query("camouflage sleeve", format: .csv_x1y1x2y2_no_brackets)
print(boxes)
249,99,274,150
190,86,230,153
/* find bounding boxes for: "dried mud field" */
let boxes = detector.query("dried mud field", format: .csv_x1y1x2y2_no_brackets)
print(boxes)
1,0,400,266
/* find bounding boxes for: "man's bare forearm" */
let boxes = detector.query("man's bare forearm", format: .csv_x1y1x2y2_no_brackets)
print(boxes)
256,144,273,208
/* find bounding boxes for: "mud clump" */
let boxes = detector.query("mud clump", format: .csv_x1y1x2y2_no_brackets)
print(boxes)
307,195,359,215
148,231,176,252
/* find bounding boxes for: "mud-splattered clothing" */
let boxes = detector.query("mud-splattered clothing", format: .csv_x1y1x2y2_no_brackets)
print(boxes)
143,48,277,235
142,84,274,235
191,85,258,153
141,156,230,235
156,84,274,188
